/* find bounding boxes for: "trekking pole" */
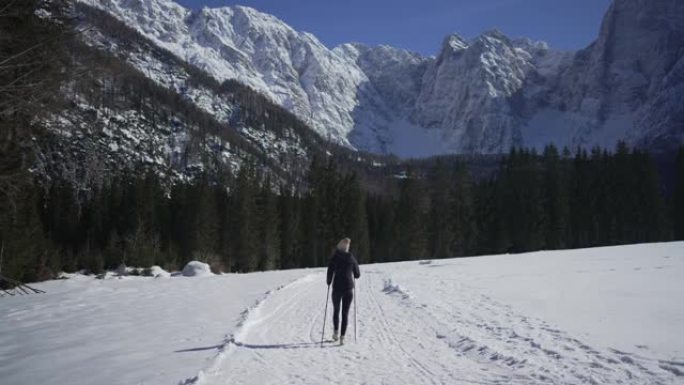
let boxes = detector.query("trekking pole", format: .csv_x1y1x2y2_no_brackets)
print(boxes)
354,285,357,342
321,274,333,346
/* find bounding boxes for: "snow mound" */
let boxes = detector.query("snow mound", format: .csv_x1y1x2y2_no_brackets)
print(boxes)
115,263,128,276
382,278,412,299
181,261,213,277
150,265,170,278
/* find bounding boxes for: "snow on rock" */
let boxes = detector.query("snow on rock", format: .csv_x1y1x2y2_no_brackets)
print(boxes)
77,0,684,156
115,263,128,276
78,0,367,149
382,278,412,299
182,261,213,277
150,265,170,278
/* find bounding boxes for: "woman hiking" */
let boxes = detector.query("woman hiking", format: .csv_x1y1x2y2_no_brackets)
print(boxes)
326,237,360,345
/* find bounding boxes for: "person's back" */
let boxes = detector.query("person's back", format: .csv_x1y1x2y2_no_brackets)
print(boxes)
326,238,360,345
327,249,360,291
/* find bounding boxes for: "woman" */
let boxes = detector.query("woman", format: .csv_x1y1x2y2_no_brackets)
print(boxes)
326,237,361,345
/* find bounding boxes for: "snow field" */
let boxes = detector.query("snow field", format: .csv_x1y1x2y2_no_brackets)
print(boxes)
1,242,683,384
0,270,305,385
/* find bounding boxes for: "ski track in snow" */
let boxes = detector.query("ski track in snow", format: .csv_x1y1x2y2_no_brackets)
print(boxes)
393,270,675,385
2,244,682,385
182,266,680,385
179,273,320,385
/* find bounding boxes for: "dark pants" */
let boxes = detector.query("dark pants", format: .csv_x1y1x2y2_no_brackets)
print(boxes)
332,289,354,336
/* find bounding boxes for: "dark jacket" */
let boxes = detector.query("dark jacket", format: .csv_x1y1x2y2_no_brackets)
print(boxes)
326,250,360,291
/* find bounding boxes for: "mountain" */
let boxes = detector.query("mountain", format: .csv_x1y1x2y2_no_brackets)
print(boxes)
33,3,387,188
78,0,369,148
539,0,684,153
77,0,683,156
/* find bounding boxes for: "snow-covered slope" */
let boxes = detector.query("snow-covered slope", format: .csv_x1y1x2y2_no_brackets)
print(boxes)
1,242,683,384
79,0,370,149
39,4,391,187
411,32,564,153
79,0,684,156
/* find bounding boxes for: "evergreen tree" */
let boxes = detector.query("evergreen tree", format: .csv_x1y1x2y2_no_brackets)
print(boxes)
498,149,545,252
339,173,370,263
231,165,259,272
0,184,49,284
215,182,233,272
675,147,684,240
394,170,428,261
541,144,570,249
366,194,394,263
278,184,301,269
569,149,593,248
303,156,350,266
257,177,280,271
299,193,321,267
191,178,221,269
630,150,666,242
427,160,455,259
450,162,476,256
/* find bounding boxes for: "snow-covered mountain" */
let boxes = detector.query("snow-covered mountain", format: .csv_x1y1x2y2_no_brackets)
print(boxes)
78,0,370,149
78,0,684,156
537,0,684,153
39,3,390,188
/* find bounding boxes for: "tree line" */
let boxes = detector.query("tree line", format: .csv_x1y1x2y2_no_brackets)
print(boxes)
2,144,684,283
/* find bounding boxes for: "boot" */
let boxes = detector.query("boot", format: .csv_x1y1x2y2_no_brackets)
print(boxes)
332,330,338,341
340,335,345,345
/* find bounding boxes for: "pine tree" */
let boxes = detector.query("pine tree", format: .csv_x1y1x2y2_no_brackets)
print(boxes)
498,149,544,252
300,193,321,267
191,178,221,269
231,165,259,272
278,184,301,269
215,182,233,272
450,162,476,256
394,170,428,261
569,149,592,248
675,147,684,240
366,194,394,263
0,184,49,283
339,173,370,263
427,160,455,259
1,0,72,218
541,144,570,249
257,177,280,271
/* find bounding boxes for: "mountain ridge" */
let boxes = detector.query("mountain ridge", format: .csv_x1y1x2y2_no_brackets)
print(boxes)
79,0,684,156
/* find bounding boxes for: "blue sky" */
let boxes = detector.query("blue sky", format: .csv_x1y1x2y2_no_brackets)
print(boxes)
175,0,612,55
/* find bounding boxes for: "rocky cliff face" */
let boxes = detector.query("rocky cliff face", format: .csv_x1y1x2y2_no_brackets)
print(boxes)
80,0,684,156
80,0,372,149
539,0,684,152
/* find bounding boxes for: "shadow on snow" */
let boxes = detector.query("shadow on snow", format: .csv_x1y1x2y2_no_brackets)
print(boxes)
174,340,339,353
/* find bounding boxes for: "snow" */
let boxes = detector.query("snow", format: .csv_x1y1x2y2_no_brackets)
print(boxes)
182,261,213,277
385,119,450,158
150,265,171,278
522,109,635,151
1,242,683,384
79,0,367,149
75,0,683,157
78,17,310,174
0,270,305,385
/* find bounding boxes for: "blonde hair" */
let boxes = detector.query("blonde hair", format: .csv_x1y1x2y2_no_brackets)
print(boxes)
336,238,351,252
